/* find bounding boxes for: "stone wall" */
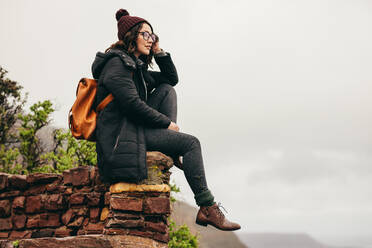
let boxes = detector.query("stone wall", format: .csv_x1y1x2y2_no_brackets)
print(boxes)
0,152,173,247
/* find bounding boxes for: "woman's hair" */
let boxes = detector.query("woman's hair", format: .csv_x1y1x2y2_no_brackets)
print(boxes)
106,22,153,66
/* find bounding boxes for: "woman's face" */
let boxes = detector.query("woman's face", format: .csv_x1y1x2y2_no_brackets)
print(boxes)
135,23,154,57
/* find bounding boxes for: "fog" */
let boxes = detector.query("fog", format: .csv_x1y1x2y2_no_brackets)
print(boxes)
1,0,372,246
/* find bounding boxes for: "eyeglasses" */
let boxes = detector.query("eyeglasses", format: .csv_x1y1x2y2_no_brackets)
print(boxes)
139,31,157,42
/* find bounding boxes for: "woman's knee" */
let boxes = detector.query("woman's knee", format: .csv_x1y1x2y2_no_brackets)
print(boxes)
187,135,201,151
157,83,177,98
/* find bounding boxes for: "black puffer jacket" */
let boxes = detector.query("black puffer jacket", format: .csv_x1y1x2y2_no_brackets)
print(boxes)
91,48,178,183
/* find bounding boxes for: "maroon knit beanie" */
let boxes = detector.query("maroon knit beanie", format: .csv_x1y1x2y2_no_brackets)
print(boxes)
116,9,153,41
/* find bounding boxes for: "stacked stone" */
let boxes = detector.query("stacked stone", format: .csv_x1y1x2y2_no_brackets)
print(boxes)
0,166,109,240
0,151,173,246
104,151,173,243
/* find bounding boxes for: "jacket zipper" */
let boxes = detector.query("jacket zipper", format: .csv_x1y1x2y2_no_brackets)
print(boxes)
139,70,147,101
113,118,126,150
113,135,120,150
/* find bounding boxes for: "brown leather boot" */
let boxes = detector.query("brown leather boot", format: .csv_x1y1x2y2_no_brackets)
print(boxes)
196,203,241,231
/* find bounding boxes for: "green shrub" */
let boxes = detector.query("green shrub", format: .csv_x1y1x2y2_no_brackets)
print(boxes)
170,182,181,203
18,100,54,173
0,145,24,174
12,240,19,248
0,66,26,145
0,67,97,174
0,71,97,175
42,129,97,173
168,219,199,248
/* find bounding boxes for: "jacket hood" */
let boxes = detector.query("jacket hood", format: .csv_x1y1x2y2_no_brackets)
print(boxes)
91,49,137,79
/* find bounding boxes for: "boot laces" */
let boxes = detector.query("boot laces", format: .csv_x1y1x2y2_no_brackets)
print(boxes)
216,202,228,218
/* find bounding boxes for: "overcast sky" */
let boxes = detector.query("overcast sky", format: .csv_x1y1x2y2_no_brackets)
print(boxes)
1,0,372,246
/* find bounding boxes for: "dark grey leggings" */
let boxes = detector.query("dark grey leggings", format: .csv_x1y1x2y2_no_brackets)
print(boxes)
144,84,214,206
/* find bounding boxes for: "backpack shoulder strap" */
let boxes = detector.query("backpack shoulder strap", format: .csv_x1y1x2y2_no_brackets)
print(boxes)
96,68,134,113
97,94,114,112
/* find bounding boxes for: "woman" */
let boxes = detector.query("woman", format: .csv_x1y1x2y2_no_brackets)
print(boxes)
92,9,240,231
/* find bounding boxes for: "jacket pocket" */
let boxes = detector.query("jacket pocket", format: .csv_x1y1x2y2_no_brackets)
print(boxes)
109,118,139,169
112,117,127,152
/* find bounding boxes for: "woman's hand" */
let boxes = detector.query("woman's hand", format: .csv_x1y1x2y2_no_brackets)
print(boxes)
168,121,179,132
152,34,162,54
